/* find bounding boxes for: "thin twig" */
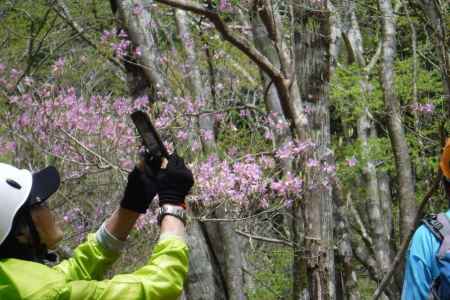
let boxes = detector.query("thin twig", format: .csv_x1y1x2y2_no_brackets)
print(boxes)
236,230,293,247
60,129,127,180
51,0,124,70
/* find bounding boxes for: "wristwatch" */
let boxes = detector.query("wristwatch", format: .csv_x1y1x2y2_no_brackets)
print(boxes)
158,205,187,225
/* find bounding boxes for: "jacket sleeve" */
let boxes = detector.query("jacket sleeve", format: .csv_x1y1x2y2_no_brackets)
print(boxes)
53,233,120,281
67,235,189,300
401,225,438,300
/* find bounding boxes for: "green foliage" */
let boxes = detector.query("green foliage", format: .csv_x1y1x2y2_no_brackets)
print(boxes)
330,64,383,125
394,57,443,105
247,248,293,300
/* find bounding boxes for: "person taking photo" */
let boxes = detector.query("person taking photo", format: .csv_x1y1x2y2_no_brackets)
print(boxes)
0,154,194,299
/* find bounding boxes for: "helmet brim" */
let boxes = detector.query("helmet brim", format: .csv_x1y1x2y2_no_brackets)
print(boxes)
27,166,60,206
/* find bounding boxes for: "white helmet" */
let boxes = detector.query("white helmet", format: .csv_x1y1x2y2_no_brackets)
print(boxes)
0,163,60,246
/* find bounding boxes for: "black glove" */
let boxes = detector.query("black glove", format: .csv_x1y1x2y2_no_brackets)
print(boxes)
140,150,162,177
121,167,157,213
157,154,194,207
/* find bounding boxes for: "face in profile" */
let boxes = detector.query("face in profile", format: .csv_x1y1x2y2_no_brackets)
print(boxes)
30,205,63,250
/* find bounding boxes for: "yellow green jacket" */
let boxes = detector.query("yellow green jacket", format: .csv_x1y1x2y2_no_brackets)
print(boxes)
0,233,189,299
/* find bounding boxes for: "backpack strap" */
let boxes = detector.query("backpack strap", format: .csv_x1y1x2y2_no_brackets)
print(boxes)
423,213,450,259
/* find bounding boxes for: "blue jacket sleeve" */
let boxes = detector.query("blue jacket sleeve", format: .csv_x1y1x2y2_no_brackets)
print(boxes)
402,225,440,300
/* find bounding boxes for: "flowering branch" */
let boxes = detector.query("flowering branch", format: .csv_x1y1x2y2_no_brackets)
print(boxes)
154,0,298,138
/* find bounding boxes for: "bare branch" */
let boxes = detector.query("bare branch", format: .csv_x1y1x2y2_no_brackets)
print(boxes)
51,0,124,70
155,0,284,82
236,230,294,247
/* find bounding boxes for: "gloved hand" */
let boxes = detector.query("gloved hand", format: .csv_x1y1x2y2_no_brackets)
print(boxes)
140,150,162,177
157,154,194,207
120,167,157,213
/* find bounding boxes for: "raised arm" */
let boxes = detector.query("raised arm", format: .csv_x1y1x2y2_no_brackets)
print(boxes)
53,166,158,281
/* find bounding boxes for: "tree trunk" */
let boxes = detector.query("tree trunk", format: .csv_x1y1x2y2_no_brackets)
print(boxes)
250,2,291,163
416,0,450,116
110,0,173,101
378,0,416,241
110,3,231,299
174,8,246,300
333,181,360,300
339,1,399,294
184,221,227,300
293,1,335,299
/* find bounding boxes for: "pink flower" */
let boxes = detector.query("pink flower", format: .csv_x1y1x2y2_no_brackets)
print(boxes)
346,156,358,167
271,181,286,194
119,159,134,171
111,39,131,58
411,103,435,114
0,141,16,155
240,110,250,117
100,30,113,43
133,95,148,109
219,0,231,11
132,3,144,15
322,163,336,175
201,129,214,141
52,58,65,75
259,156,275,169
10,69,20,80
228,147,238,156
134,47,142,57
264,129,273,140
306,159,320,168
176,130,189,141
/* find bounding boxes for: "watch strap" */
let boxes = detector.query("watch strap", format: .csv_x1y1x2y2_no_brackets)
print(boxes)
158,205,186,225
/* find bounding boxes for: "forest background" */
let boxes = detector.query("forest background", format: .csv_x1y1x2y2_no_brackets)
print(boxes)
0,0,449,299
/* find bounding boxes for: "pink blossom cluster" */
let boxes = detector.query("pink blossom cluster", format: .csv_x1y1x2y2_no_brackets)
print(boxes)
0,61,342,221
218,0,232,12
410,103,435,114
0,137,16,156
100,29,132,59
275,140,315,160
270,172,303,195
0,65,149,171
192,154,304,208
